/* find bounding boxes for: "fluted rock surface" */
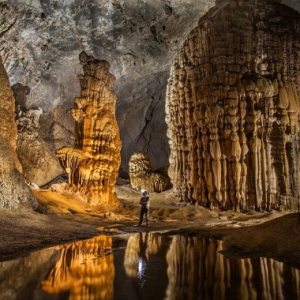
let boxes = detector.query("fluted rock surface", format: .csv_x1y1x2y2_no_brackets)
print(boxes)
0,57,36,209
129,151,171,193
166,0,300,211
56,52,121,206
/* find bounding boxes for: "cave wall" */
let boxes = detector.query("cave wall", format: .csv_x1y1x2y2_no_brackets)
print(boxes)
13,83,63,186
1,1,300,184
166,0,300,211
0,0,217,178
0,56,37,209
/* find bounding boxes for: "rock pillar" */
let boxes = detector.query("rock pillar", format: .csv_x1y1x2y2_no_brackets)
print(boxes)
166,0,300,211
56,52,121,205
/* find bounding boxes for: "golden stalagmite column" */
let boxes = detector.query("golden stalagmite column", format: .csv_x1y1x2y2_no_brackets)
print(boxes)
166,0,300,211
56,52,121,206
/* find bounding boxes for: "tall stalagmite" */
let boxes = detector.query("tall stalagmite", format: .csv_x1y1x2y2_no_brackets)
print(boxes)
0,57,37,209
56,52,121,205
166,0,300,211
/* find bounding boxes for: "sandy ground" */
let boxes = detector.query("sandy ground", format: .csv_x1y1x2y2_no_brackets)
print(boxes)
0,181,300,269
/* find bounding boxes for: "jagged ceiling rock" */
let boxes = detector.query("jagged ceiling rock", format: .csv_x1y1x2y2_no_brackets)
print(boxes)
166,0,300,211
0,57,37,209
0,0,300,181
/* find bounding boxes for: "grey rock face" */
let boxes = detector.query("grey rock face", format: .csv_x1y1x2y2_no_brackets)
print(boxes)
0,56,37,209
0,0,300,181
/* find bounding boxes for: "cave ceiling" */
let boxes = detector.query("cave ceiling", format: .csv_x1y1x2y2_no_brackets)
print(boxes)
1,0,300,179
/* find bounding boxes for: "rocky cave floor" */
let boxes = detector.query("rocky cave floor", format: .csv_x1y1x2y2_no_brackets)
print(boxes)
1,181,300,270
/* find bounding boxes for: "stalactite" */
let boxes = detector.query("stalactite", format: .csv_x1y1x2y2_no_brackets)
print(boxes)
56,51,121,205
166,0,300,211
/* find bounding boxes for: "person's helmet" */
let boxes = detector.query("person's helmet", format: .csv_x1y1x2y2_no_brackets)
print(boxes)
141,190,149,195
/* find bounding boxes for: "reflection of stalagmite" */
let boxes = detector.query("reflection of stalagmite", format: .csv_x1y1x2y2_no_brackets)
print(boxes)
41,236,114,300
56,52,121,205
165,236,300,300
129,151,171,193
166,0,300,211
123,232,163,278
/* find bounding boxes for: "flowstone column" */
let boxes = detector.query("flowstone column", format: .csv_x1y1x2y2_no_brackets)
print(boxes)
166,0,300,211
56,52,121,205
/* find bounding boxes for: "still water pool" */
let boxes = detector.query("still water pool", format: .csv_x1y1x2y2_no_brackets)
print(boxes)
0,233,299,300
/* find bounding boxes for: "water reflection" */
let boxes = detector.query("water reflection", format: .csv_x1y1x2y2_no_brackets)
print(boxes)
41,235,114,300
0,233,299,300
164,236,300,300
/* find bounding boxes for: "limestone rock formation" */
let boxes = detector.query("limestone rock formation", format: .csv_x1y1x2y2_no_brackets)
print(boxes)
0,0,218,177
56,52,121,206
1,1,300,179
129,151,171,193
0,57,37,209
166,0,300,211
13,83,64,186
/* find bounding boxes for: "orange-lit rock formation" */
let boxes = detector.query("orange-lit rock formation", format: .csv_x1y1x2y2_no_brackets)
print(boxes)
129,151,171,193
166,0,300,211
41,236,114,300
0,57,36,209
56,52,121,205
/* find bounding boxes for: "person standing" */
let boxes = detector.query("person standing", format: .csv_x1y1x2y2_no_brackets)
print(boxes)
138,190,150,227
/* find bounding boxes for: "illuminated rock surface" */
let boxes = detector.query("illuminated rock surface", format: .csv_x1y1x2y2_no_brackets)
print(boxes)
0,57,36,209
129,151,171,193
56,52,121,205
166,0,300,211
